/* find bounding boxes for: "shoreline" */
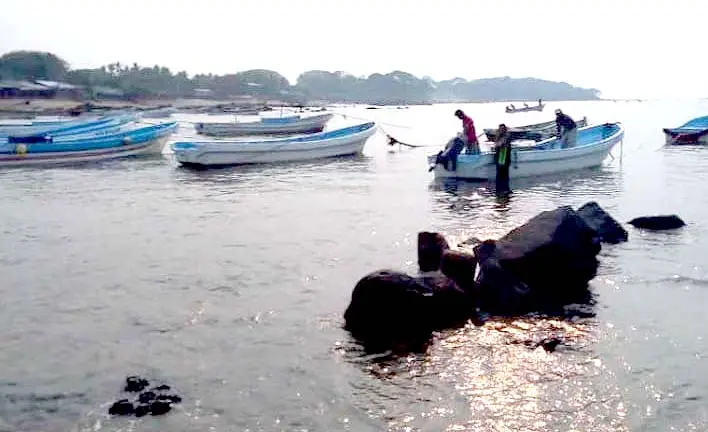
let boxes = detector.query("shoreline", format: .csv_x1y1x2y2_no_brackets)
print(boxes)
0,96,626,118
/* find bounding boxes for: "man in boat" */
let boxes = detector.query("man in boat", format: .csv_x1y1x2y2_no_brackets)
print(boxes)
454,109,480,154
555,109,578,148
428,110,479,172
494,123,513,191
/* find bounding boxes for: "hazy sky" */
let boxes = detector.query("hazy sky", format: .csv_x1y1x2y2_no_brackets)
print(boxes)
0,0,703,99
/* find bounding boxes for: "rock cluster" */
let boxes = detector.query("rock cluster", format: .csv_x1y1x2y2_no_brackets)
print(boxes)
343,201,665,351
108,375,182,417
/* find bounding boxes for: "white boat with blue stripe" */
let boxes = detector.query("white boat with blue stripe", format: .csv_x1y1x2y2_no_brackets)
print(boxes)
172,122,376,167
428,122,624,180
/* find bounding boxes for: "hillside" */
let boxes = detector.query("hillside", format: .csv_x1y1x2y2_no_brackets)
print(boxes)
0,51,601,104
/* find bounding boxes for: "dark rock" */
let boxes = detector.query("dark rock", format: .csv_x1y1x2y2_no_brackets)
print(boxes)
152,384,171,392
343,269,473,351
156,394,182,404
539,337,562,352
138,391,156,404
149,400,172,416
628,215,686,230
576,201,628,244
440,249,478,293
474,206,601,314
475,254,532,315
108,399,134,416
124,376,149,393
417,231,450,272
134,404,151,417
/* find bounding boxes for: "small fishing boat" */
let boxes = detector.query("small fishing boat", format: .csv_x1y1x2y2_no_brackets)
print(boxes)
428,123,624,180
484,117,588,142
141,107,177,118
662,116,708,145
172,122,376,167
0,114,137,138
505,103,545,114
0,121,177,167
194,112,334,136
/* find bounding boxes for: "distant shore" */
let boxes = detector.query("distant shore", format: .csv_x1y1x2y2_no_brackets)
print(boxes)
0,97,303,118
0,96,634,118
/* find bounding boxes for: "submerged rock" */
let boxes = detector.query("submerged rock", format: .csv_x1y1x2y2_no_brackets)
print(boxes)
108,399,134,416
576,201,628,244
138,391,156,404
134,404,151,417
149,400,172,416
124,376,149,393
628,215,686,230
417,231,450,272
110,378,183,417
343,269,473,351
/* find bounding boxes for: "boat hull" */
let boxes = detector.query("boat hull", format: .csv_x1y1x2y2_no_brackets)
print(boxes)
173,122,376,166
663,128,708,145
195,113,333,136
0,136,169,167
429,123,623,180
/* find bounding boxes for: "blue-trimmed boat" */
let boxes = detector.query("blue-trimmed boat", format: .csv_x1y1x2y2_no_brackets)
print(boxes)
663,116,708,145
428,123,624,180
0,121,177,167
0,114,137,138
172,122,376,167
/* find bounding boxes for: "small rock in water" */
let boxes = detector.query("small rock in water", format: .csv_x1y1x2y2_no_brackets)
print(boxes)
138,391,156,403
108,399,134,416
134,404,151,417
628,215,686,230
124,376,149,392
156,394,182,404
539,337,562,352
149,400,173,416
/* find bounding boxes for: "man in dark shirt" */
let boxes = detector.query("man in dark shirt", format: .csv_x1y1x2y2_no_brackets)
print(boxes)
555,109,578,148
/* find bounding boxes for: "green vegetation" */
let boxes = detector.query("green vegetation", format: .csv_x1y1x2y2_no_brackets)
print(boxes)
0,51,601,103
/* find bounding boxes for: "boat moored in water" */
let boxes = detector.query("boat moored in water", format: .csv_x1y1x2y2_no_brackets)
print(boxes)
505,103,545,114
663,116,708,145
194,112,334,136
0,121,177,167
172,122,376,167
484,117,588,142
428,123,624,180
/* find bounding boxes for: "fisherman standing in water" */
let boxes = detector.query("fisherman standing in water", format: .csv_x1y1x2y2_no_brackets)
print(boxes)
494,123,513,194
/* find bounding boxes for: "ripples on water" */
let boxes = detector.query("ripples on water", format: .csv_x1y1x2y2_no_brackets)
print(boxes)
2,101,708,431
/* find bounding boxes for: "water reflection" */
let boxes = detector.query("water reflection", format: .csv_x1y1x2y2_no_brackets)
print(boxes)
339,315,628,431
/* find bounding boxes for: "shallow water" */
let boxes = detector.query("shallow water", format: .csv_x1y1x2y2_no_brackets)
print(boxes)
1,100,708,431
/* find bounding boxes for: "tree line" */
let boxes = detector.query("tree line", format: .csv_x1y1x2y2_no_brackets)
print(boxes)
0,51,601,103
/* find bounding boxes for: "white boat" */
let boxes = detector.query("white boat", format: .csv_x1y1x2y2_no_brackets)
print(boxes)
172,122,376,167
428,123,624,180
194,112,334,136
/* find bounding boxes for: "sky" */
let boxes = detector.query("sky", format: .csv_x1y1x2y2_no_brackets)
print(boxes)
0,0,704,99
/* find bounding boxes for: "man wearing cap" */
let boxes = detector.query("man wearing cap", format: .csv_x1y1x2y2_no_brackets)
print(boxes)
555,109,578,148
